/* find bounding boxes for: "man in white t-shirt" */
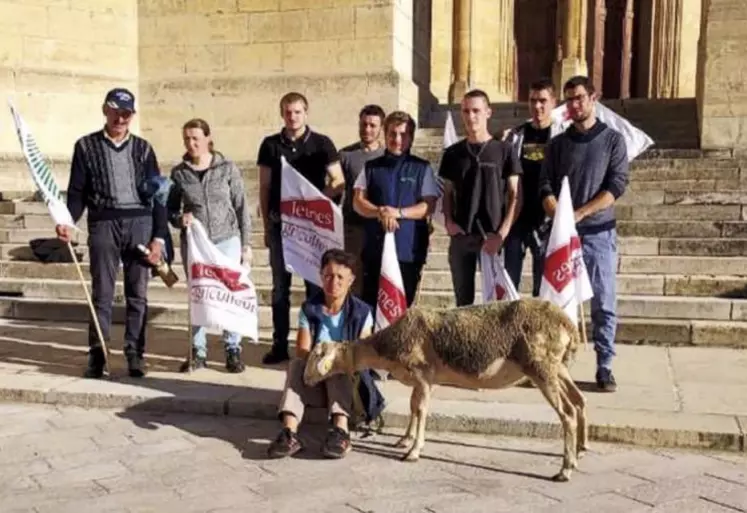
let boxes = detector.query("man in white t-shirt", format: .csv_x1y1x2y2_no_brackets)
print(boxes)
351,111,441,308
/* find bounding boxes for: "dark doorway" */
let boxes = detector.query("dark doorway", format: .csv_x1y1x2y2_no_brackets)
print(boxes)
514,0,557,100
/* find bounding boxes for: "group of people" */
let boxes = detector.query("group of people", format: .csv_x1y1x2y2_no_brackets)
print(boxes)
55,73,629,459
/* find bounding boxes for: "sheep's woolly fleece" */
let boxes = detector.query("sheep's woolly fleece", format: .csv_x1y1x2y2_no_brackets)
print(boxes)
364,298,580,375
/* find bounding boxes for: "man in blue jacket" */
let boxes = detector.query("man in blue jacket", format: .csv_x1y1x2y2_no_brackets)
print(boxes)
352,111,440,309
267,249,378,459
56,88,168,379
538,76,630,393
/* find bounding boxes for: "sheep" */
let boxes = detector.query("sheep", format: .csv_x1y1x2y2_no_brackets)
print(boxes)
303,297,588,482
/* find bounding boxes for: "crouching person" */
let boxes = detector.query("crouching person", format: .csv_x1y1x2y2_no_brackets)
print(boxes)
267,249,375,459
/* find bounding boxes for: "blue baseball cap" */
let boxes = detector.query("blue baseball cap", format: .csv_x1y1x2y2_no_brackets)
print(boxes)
104,88,136,112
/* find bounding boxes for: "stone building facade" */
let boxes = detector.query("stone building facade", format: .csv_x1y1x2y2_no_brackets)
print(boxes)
0,0,744,184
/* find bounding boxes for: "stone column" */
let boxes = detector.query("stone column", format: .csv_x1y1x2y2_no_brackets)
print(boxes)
496,0,516,99
448,0,471,102
697,0,747,153
649,0,683,98
620,0,635,98
553,0,589,91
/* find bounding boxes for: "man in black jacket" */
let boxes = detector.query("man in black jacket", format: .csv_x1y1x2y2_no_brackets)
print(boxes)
56,88,168,379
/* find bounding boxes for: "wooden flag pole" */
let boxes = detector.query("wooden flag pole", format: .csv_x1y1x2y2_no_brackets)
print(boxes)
578,301,589,351
67,241,111,374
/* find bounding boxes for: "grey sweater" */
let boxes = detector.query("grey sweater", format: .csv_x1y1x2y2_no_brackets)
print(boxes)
167,152,252,247
538,120,629,235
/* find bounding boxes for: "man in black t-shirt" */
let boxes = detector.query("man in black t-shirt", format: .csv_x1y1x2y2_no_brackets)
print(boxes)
439,89,522,307
256,92,345,365
502,78,558,296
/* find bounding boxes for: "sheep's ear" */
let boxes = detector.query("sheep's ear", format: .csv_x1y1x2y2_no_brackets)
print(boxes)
316,346,336,375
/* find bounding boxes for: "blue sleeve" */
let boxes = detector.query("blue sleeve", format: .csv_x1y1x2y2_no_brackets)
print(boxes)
603,131,630,200
298,309,309,330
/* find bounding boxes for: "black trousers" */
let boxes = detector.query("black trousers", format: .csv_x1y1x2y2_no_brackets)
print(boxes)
87,216,153,357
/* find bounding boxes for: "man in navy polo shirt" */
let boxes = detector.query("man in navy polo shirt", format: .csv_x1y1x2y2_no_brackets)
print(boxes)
352,111,440,308
257,92,346,365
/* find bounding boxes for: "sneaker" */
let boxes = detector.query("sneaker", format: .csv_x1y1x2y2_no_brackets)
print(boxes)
262,348,290,365
179,351,207,373
225,349,245,373
596,368,617,392
266,428,302,459
127,354,146,378
322,426,352,459
83,348,106,379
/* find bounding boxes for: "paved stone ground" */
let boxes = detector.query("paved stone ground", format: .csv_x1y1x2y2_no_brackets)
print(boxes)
0,404,745,513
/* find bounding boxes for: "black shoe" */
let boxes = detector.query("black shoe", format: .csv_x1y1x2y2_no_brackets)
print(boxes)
179,349,207,373
127,354,146,378
596,368,617,392
225,349,245,373
267,428,303,459
322,426,352,459
262,348,290,365
83,348,106,379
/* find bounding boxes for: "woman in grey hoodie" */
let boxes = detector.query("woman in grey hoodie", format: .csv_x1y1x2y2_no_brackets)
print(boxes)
167,118,252,373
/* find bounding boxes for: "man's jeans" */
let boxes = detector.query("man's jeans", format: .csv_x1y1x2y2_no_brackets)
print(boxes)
447,233,483,306
87,216,152,358
581,228,618,370
504,226,544,297
268,222,322,355
181,235,242,358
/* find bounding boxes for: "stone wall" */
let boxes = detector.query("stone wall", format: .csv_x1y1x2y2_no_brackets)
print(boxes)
0,0,138,184
697,0,747,154
138,0,424,169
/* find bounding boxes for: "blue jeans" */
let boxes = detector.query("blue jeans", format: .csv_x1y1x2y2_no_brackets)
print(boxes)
182,235,242,358
580,228,618,370
503,225,544,297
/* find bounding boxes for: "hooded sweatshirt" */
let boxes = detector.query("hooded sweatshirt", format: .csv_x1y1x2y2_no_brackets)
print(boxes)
167,152,252,247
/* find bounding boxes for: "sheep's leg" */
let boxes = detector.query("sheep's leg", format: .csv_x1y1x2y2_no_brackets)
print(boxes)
403,382,431,462
558,365,589,457
394,387,421,449
532,374,577,482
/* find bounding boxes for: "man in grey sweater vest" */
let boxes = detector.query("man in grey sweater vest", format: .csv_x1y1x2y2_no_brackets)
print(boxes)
538,76,630,393
57,88,169,379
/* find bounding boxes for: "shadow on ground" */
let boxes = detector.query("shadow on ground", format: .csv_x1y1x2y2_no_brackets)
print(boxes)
0,319,561,482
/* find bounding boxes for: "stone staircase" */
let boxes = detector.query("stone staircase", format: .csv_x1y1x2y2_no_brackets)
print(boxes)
1,134,747,350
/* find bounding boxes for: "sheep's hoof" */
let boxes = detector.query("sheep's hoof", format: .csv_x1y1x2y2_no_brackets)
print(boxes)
394,436,414,449
551,469,572,482
402,449,421,462
577,448,588,460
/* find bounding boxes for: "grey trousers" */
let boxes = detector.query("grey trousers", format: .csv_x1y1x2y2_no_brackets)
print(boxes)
278,359,353,422
87,216,153,357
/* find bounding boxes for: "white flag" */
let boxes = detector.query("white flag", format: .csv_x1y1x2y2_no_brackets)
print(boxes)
280,156,344,287
431,112,459,227
480,250,520,303
548,102,653,161
7,100,77,229
539,176,594,326
186,219,259,341
374,232,407,332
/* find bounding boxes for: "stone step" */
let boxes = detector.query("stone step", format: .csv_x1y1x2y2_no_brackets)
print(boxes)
3,246,747,275
2,277,747,321
0,296,744,348
617,220,747,238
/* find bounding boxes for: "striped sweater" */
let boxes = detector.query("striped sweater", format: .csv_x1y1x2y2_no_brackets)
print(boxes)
66,130,168,240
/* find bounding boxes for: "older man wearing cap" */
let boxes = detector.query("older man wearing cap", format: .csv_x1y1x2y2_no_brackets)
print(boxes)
56,88,169,378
